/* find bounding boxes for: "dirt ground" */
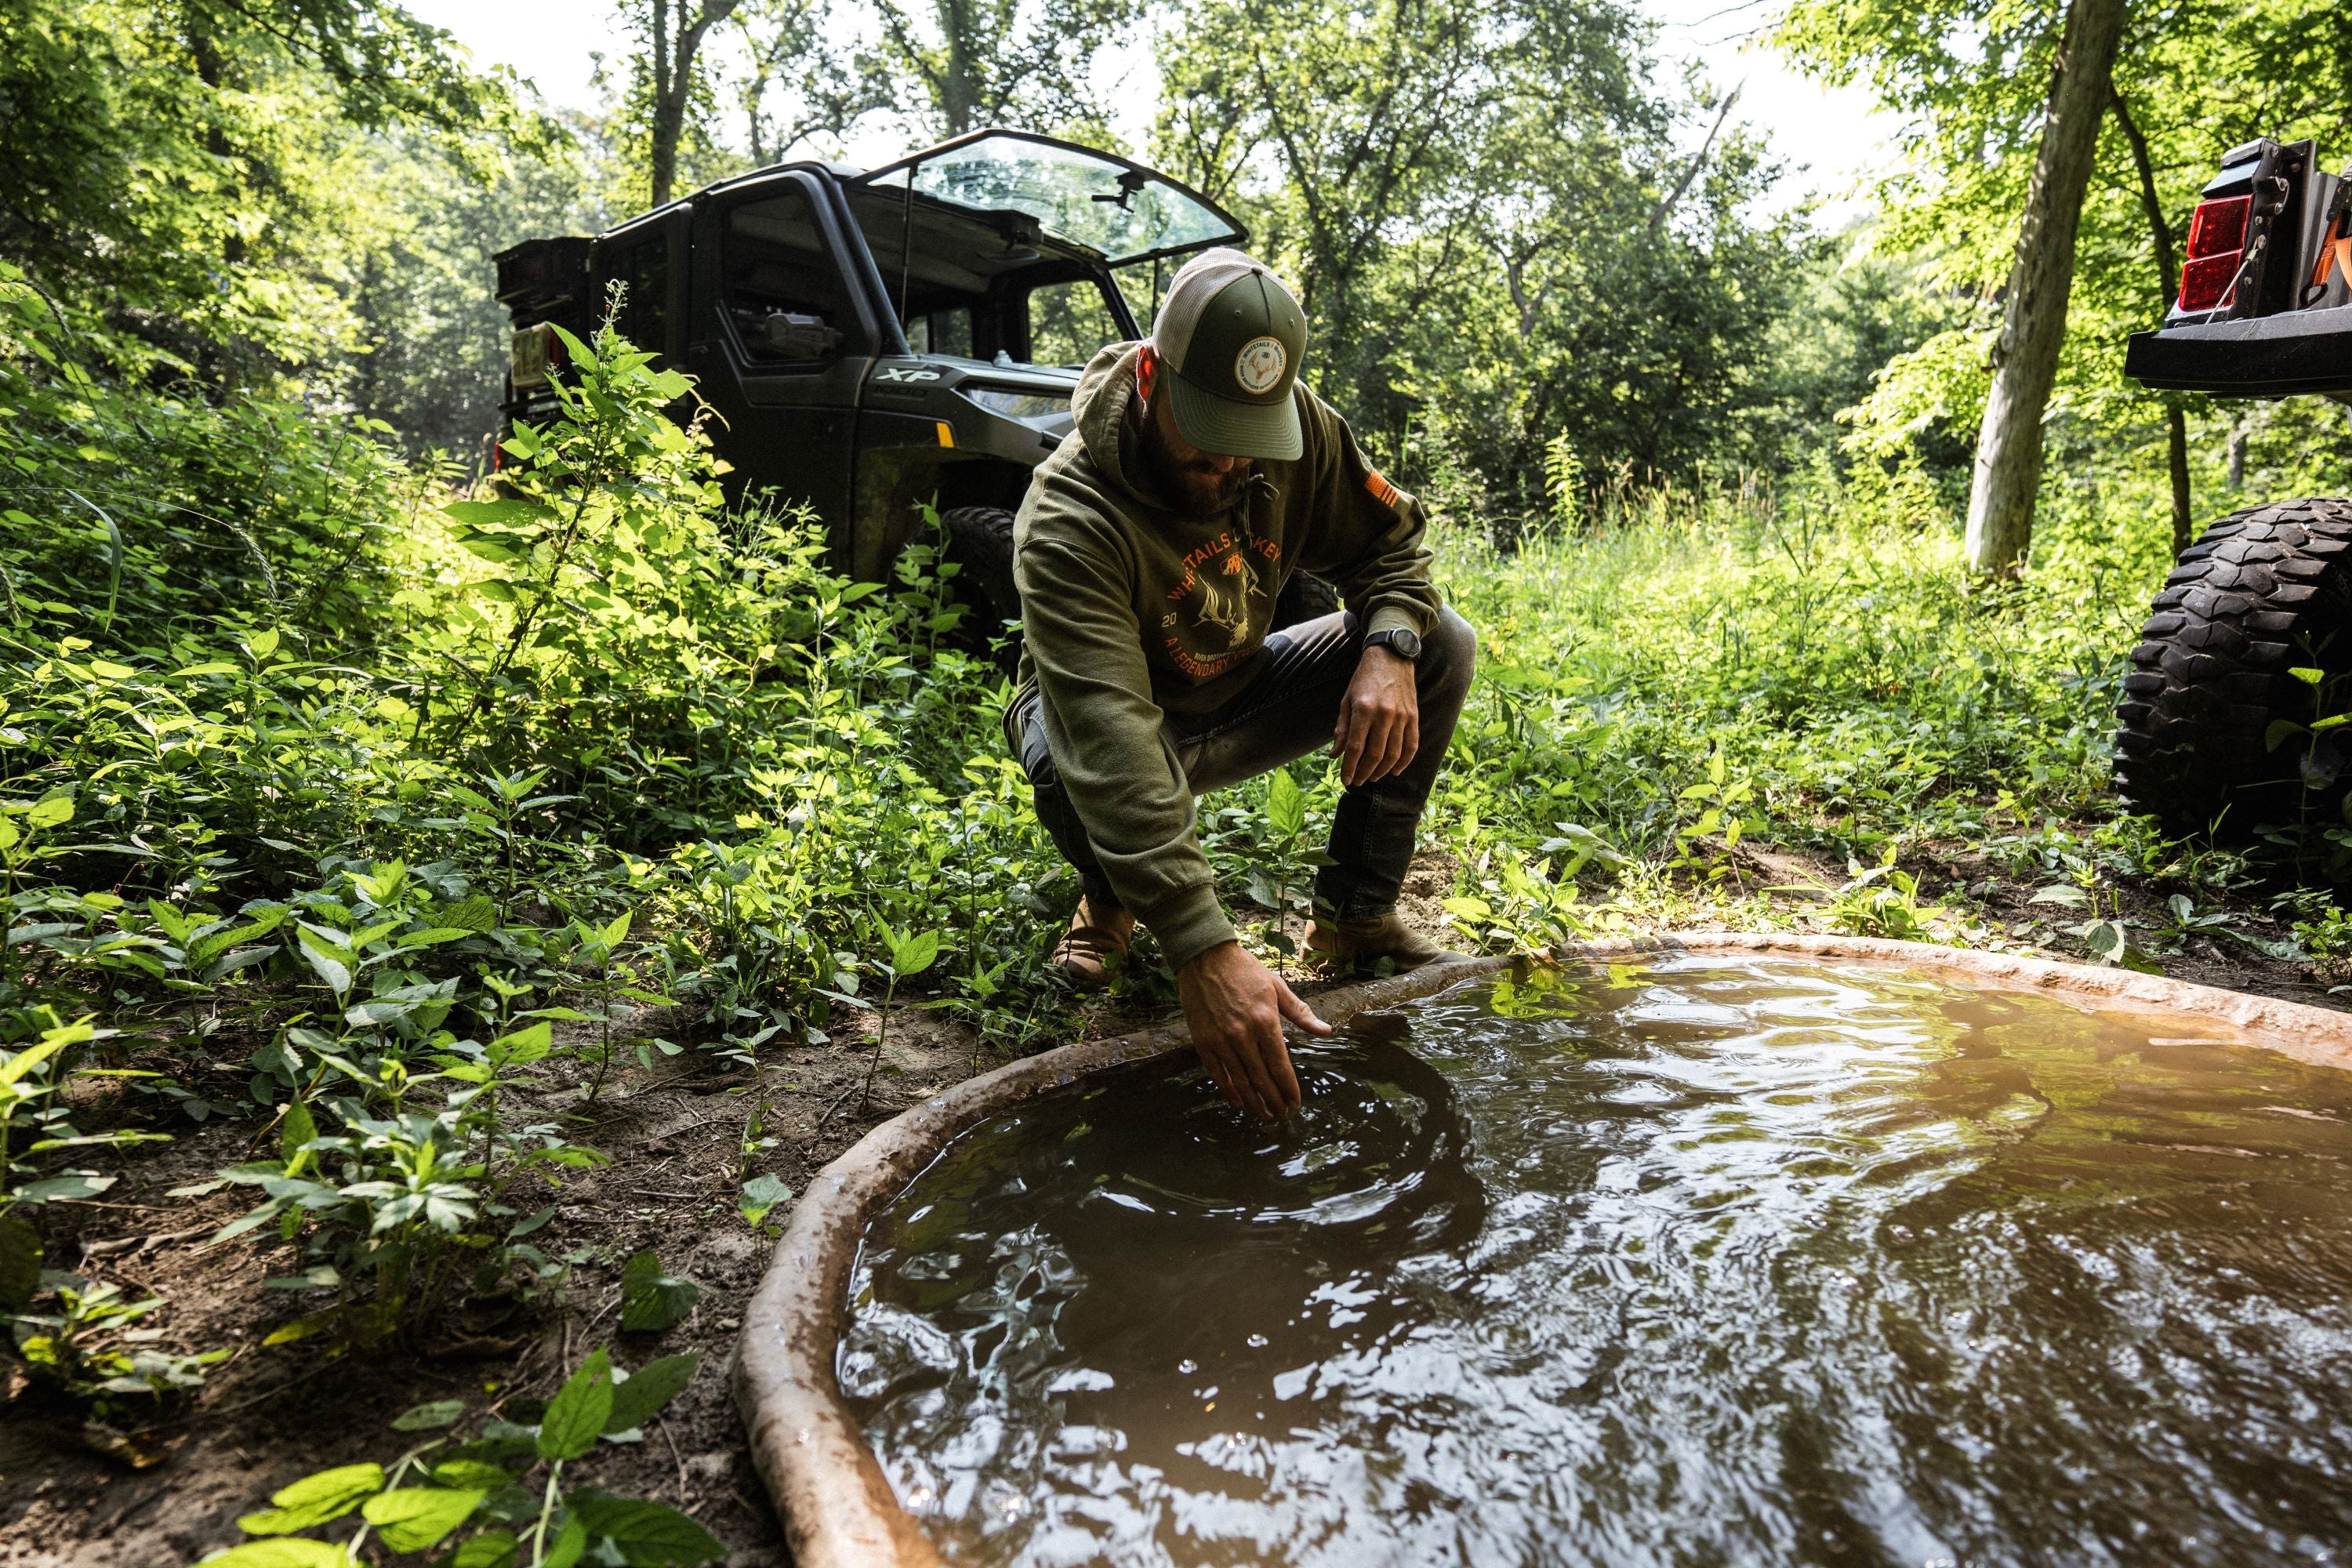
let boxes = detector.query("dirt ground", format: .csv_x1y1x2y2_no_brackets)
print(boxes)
1,848,2340,1566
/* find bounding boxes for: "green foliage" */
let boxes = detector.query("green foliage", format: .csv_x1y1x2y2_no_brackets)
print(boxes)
1,0,538,387
1428,470,2169,936
1827,851,1945,942
193,1343,719,1566
617,1251,699,1334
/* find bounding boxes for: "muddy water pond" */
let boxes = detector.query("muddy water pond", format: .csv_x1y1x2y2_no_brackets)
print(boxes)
840,956,2352,1566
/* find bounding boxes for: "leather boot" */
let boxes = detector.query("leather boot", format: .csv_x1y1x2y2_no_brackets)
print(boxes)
1306,912,1471,976
1049,898,1134,990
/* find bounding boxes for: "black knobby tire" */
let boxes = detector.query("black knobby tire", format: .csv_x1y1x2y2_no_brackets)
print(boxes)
1274,570,1340,630
2114,496,2352,834
938,505,1023,673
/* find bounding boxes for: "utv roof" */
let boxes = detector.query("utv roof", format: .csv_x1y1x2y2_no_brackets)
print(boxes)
702,128,1248,269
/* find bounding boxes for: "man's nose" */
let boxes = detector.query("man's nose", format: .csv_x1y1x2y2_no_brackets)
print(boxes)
1203,452,1243,474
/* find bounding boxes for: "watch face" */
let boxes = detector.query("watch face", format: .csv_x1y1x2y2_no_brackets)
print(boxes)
1385,629,1421,659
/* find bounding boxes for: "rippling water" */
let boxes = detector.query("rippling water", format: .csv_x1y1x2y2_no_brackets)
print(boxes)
840,956,2352,1567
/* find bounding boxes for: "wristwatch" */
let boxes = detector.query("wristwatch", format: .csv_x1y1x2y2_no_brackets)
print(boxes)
1365,627,1421,661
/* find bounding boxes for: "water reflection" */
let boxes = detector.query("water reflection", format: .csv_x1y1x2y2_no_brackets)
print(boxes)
844,956,2352,1566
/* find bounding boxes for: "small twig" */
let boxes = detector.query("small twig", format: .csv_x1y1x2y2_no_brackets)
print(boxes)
659,1415,689,1495
79,1224,209,1261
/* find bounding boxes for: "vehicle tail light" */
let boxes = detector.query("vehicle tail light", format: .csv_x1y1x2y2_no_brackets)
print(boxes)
2179,195,2252,312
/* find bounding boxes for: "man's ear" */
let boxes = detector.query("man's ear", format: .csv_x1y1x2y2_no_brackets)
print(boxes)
1136,344,1158,402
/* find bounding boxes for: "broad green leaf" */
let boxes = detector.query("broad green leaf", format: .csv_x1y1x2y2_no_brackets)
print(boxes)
541,1513,589,1568
2291,666,2326,686
441,499,554,528
390,1397,466,1430
619,1251,699,1333
431,1460,514,1490
490,1021,552,1065
739,1173,792,1227
1265,768,1305,838
2267,719,2308,752
538,1349,614,1461
450,1528,520,1568
247,628,281,660
16,1171,113,1202
237,1462,384,1534
604,1352,701,1433
25,792,73,829
2028,884,2090,908
564,1489,727,1566
198,1541,356,1567
0,1034,67,1087
887,927,941,979
2082,920,2128,964
278,1099,317,1170
360,1486,485,1552
294,929,352,996
434,895,499,932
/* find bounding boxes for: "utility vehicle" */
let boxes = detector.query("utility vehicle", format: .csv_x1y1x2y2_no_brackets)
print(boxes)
492,129,1335,652
2120,136,2352,833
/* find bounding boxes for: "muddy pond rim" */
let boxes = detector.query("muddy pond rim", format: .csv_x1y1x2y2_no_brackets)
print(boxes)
731,933,2352,1568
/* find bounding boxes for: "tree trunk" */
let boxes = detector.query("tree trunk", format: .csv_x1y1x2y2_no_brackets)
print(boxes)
646,0,742,207
2109,86,2193,557
1962,0,2129,575
940,0,975,134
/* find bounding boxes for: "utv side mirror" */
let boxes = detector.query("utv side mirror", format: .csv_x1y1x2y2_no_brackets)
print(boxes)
753,310,845,363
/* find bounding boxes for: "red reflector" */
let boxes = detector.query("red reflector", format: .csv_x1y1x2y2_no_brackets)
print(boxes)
492,438,503,472
2185,195,2250,260
2180,252,2241,313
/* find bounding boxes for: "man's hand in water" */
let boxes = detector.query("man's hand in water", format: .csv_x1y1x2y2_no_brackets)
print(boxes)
1177,941,1331,1118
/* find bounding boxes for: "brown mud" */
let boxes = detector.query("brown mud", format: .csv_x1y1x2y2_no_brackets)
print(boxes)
0,849,2340,1567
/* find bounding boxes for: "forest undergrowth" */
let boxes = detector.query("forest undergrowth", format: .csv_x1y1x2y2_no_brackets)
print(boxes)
3,267,2348,1566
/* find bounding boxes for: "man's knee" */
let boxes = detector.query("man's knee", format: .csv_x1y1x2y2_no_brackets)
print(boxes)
1419,606,1477,708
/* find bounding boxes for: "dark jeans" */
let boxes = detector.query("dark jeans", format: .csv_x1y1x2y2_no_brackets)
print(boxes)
1016,606,1477,923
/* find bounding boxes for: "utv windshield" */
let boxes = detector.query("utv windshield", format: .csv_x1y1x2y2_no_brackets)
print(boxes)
855,131,1244,267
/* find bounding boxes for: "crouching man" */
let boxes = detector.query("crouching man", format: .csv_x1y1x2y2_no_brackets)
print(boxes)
1005,249,1477,1120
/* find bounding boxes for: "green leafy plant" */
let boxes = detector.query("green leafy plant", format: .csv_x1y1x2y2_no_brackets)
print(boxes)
211,1017,601,1342
191,1345,721,1566
11,1273,227,1417
1826,851,1944,942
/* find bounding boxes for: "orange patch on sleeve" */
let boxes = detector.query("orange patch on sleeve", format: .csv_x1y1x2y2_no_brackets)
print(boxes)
1363,469,1403,510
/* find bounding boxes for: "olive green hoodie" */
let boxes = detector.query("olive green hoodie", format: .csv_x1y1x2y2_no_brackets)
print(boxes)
1011,342,1444,971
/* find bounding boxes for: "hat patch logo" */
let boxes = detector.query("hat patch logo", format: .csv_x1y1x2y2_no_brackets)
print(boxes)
1234,336,1287,395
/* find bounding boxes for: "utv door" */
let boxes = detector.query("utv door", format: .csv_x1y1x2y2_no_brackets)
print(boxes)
688,171,881,546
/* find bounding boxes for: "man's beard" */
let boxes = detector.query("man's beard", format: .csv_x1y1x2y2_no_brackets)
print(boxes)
1144,436,1251,514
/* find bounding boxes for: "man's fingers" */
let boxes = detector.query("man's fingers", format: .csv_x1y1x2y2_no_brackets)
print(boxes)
1370,706,1417,782
1372,709,1407,784
1261,1020,1298,1114
1338,704,1370,784
1236,1024,1289,1119
1215,1050,1266,1116
1275,979,1334,1036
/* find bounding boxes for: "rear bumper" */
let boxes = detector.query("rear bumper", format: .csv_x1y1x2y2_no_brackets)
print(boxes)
2126,304,2352,396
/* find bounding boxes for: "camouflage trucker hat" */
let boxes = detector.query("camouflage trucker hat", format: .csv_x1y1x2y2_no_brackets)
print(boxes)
1150,249,1307,461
